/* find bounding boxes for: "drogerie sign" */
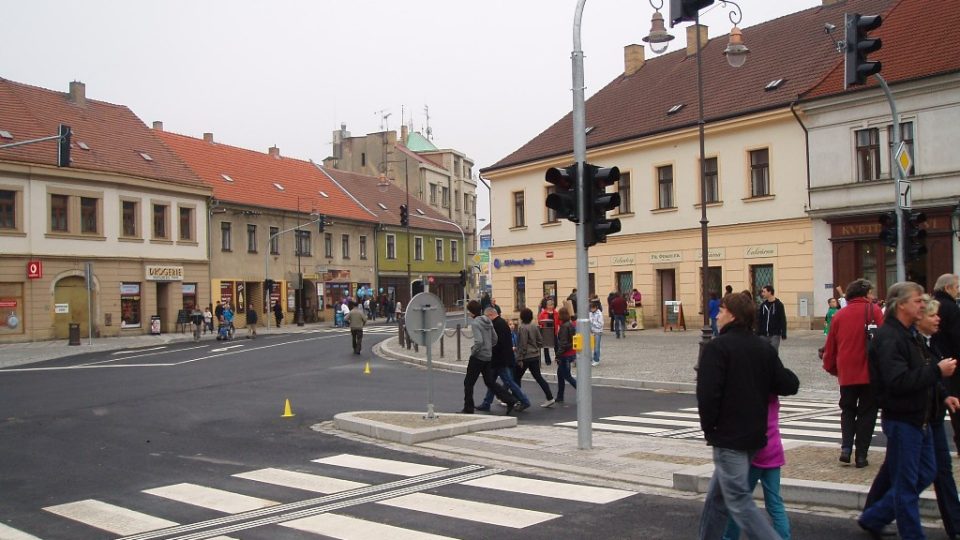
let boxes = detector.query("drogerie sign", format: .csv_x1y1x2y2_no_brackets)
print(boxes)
145,265,184,281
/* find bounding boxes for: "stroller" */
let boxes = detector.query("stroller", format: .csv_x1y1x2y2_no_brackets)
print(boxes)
216,322,231,341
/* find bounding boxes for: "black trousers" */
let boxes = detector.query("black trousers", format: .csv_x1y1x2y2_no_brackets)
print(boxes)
839,383,879,458
950,408,960,454
515,356,553,400
351,328,363,353
463,356,516,412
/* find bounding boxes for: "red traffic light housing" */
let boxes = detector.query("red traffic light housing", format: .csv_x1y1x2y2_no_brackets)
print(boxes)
584,163,622,247
845,13,882,88
545,165,579,223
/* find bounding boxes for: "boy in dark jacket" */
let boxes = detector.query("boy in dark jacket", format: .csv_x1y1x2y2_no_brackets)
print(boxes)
756,285,787,350
697,291,799,540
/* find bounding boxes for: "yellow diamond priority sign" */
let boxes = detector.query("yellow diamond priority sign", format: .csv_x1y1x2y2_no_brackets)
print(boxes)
894,142,912,178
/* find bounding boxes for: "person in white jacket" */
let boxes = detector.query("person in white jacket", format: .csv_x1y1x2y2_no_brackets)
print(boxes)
589,300,604,367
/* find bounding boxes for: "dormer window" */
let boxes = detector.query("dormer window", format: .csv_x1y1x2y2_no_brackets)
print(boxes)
319,191,329,198
377,203,388,210
0,130,12,139
764,78,785,91
77,141,90,150
138,152,153,161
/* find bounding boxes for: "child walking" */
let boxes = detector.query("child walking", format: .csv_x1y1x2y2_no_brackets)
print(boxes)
589,300,604,367
554,307,578,404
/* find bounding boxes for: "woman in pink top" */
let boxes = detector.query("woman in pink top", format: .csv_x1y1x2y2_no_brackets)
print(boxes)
723,395,791,540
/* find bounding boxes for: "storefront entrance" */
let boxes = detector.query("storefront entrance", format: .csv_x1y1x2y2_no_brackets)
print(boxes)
54,276,94,339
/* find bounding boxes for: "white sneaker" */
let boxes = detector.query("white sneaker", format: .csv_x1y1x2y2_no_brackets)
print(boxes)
497,400,507,407
591,361,600,367
540,399,555,408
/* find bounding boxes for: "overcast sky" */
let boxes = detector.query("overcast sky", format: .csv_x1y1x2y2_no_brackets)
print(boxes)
1,1,821,222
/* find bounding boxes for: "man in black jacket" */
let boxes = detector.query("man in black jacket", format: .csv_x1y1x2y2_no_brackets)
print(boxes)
756,285,787,350
476,307,528,413
697,291,800,539
859,282,958,539
932,274,960,453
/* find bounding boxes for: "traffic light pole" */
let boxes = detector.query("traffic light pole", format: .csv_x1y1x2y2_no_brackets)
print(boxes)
264,215,325,329
875,74,906,282
571,0,593,451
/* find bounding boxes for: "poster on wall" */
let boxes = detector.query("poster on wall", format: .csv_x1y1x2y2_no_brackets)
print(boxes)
287,289,296,311
120,283,141,328
236,282,246,312
269,282,281,312
0,299,21,332
220,281,235,307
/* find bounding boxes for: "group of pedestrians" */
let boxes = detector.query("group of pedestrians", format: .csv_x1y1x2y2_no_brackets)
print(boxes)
820,274,960,539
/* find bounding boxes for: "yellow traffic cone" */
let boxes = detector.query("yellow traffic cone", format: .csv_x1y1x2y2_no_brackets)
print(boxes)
363,361,371,375
281,398,295,418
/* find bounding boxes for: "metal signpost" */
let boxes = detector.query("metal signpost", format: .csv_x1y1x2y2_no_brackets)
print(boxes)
404,292,446,419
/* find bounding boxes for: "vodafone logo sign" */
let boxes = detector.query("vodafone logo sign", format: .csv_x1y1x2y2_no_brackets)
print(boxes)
27,261,42,279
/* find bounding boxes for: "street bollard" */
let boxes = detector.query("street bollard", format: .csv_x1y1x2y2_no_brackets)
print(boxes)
456,323,461,361
398,321,406,348
439,333,444,358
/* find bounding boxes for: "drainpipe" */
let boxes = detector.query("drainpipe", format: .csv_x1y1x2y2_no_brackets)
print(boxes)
789,100,811,212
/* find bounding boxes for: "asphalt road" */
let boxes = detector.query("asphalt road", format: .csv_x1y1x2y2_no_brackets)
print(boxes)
0,322,894,538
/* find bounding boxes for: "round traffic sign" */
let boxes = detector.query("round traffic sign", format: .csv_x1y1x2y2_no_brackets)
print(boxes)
404,292,446,346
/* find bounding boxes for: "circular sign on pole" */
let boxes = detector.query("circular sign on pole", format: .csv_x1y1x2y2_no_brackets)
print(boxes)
428,275,435,284
405,292,445,346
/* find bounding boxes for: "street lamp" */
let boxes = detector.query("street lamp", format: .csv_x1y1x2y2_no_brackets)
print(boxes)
644,0,748,352
294,196,316,327
410,213,469,326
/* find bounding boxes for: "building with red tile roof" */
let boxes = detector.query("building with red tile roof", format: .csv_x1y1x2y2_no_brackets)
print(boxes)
798,0,960,304
476,0,899,326
0,79,211,343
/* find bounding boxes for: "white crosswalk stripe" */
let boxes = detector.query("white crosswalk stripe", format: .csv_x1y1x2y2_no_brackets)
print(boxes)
555,400,857,445
29,453,635,539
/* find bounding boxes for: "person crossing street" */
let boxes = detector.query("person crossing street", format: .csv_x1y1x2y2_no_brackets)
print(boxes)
346,301,367,354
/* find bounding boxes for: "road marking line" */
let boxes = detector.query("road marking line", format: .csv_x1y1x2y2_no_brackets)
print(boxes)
82,346,208,366
314,454,447,477
171,333,344,366
0,522,43,539
143,483,277,513
112,347,167,355
779,427,841,439
783,420,880,431
377,492,559,528
780,400,838,408
602,415,701,427
645,411,701,419
555,420,667,434
280,512,459,539
43,499,179,535
234,468,368,493
209,345,245,353
462,474,635,503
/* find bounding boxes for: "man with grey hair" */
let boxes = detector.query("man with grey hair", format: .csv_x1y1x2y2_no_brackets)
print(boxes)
461,300,517,414
932,273,960,453
859,282,958,539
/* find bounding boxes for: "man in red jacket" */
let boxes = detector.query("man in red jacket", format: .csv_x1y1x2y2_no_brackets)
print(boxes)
823,278,884,468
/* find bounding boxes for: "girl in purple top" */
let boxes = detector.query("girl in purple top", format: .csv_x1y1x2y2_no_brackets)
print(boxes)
723,395,791,539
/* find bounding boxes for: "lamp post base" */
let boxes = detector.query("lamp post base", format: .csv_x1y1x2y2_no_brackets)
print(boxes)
697,324,712,369
295,308,304,327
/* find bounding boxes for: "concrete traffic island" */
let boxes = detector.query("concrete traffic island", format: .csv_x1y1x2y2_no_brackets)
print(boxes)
333,411,517,445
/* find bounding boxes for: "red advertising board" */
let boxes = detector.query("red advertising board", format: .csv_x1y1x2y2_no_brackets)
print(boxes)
27,261,42,279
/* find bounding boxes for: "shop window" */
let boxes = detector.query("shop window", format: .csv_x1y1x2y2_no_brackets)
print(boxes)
514,276,526,311
749,264,774,304
120,283,142,328
0,282,24,335
182,283,197,312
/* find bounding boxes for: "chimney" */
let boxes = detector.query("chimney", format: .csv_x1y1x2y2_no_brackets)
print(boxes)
624,44,645,76
268,145,280,158
400,124,408,146
152,121,164,131
686,24,709,57
203,132,214,143
68,81,86,106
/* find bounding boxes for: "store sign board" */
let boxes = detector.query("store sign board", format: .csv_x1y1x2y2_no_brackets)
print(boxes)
611,254,635,266
27,260,42,279
744,245,778,259
649,251,682,263
145,265,184,281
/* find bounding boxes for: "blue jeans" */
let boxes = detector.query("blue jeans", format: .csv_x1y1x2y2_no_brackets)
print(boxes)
556,355,577,401
722,466,790,539
699,447,780,540
482,366,530,407
711,318,718,337
613,314,626,337
860,419,936,540
592,333,602,363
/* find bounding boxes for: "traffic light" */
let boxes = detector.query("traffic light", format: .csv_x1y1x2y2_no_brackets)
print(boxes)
411,279,424,296
844,13,882,88
264,278,275,292
458,269,467,287
905,211,927,262
545,164,578,223
878,212,897,247
669,0,714,26
57,124,71,167
583,163,622,247
399,204,409,227
318,214,326,233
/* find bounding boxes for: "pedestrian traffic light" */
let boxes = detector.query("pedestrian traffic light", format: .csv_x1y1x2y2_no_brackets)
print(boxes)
458,269,467,287
318,214,326,233
545,164,579,223
411,279,424,296
264,278,274,292
583,163,622,247
878,212,897,247
905,211,927,262
57,124,71,167
844,13,882,88
399,204,409,227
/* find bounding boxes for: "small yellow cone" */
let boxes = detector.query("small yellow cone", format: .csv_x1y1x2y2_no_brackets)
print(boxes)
281,398,295,418
363,361,371,375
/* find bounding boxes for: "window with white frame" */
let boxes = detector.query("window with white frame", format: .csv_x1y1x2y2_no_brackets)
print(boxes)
435,238,444,261
414,236,424,261
451,239,459,262
749,149,770,197
386,233,396,259
513,191,525,227
616,171,632,213
702,157,719,204
657,165,674,209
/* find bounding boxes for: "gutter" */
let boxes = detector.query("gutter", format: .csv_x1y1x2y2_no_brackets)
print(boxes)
789,99,812,213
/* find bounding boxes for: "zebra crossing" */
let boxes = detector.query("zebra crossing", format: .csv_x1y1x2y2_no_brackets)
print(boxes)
554,399,877,446
5,453,635,539
310,325,399,335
